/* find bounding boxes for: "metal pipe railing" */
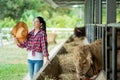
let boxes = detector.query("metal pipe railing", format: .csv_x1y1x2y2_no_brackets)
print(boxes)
85,23,120,80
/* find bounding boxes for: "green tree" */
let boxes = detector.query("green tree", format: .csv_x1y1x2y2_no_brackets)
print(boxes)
0,0,82,28
0,0,46,20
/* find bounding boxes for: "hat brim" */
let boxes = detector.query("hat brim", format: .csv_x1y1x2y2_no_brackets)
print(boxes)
11,21,28,43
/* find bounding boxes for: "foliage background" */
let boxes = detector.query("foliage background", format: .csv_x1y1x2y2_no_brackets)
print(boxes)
0,0,120,29
0,0,83,29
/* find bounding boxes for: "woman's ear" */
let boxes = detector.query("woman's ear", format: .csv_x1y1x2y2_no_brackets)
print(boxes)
40,23,43,28
40,23,43,26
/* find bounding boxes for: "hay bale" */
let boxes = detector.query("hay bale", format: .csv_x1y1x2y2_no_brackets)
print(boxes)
64,37,88,53
37,57,60,80
63,44,76,53
66,34,75,43
59,73,77,80
58,53,76,73
73,39,102,80
57,46,68,54
66,36,86,43
35,36,89,80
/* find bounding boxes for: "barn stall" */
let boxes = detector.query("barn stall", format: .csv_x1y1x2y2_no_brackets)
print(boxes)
32,23,120,80
32,0,120,80
33,27,89,80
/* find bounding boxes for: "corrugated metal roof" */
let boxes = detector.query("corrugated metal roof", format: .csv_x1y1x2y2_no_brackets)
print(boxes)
44,0,84,8
53,0,84,6
44,0,120,8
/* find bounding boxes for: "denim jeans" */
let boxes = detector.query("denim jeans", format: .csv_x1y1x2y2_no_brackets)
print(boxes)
28,59,43,80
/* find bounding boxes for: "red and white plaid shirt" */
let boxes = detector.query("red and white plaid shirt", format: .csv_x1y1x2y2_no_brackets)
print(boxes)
18,29,49,57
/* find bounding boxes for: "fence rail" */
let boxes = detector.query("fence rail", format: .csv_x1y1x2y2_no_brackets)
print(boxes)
0,28,74,46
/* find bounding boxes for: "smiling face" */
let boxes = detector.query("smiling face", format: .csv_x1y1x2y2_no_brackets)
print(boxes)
33,18,43,29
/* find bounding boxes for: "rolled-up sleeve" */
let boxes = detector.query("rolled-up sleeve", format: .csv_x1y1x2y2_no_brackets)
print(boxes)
40,33,49,57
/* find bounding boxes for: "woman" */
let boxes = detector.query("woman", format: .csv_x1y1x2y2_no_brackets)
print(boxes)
14,16,50,80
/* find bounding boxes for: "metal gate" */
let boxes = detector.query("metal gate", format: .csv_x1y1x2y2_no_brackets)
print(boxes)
86,23,120,80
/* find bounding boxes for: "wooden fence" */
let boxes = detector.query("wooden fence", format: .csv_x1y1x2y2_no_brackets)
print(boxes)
0,28,74,46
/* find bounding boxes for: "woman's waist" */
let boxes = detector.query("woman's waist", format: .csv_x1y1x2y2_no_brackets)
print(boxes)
27,48,42,53
27,51,43,60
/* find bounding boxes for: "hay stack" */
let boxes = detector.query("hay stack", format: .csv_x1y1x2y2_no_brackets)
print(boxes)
59,73,77,80
57,46,68,54
58,53,76,73
64,37,87,53
37,57,60,80
35,36,89,80
57,37,89,80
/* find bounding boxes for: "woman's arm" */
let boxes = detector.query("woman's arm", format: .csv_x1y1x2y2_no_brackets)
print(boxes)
14,37,27,48
40,32,50,63
40,32,49,57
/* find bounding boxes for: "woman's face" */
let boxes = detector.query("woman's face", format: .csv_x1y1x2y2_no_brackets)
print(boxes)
33,18,42,29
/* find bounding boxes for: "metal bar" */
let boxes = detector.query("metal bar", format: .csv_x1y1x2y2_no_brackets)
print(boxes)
93,25,96,42
107,46,120,50
106,0,116,23
112,27,117,80
94,25,97,41
96,0,102,24
84,0,91,24
86,25,91,43
107,69,120,73
90,25,95,42
90,0,94,24
95,24,106,27
102,27,105,70
99,27,102,39
97,26,99,39
105,26,108,79
105,27,110,79
107,23,120,27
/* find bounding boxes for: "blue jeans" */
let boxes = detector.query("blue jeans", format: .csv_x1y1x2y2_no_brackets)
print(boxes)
28,59,43,80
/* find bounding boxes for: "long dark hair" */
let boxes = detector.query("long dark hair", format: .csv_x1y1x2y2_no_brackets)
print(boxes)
36,16,48,46
36,16,46,32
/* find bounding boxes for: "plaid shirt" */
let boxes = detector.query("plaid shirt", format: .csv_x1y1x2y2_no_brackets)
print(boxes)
18,29,49,57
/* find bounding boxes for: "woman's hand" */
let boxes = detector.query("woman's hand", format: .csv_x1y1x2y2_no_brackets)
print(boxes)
13,37,20,45
45,56,50,64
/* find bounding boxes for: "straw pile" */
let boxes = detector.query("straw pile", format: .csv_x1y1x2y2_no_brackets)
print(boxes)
36,36,88,80
57,37,87,80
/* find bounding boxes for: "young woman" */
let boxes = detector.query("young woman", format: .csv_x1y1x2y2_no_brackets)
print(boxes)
14,16,50,80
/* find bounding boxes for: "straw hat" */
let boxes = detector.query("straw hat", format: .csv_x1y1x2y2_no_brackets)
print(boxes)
11,21,28,43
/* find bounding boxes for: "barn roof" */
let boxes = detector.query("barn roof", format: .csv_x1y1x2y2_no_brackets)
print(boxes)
44,0,120,8
44,0,84,8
